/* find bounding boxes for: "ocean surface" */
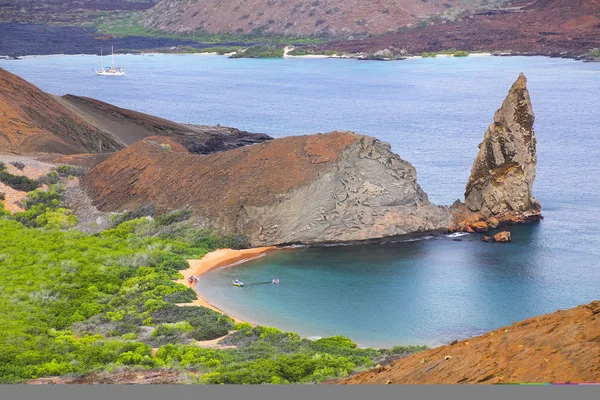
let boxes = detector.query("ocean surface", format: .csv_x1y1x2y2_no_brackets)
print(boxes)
3,54,600,348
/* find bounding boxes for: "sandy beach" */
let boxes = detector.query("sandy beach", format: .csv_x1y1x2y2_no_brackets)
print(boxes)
176,247,278,323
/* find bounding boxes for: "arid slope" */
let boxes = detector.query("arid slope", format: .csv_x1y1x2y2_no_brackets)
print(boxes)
82,133,450,246
0,68,270,156
322,0,600,58
337,301,600,384
143,0,500,37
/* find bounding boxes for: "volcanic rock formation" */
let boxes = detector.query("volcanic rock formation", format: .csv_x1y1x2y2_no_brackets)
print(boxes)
465,73,541,220
0,68,271,157
82,133,451,246
451,73,541,233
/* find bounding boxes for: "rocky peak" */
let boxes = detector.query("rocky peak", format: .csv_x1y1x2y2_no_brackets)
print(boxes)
464,73,541,221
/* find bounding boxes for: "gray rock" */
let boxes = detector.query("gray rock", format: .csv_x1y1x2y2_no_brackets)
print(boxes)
464,73,541,219
242,135,451,245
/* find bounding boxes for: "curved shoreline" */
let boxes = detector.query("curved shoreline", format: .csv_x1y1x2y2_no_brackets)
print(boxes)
176,247,278,324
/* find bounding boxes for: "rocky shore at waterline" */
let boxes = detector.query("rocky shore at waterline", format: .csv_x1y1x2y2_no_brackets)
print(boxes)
80,73,541,246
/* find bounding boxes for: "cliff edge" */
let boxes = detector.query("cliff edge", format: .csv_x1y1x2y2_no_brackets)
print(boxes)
82,133,450,246
0,68,271,157
451,73,542,233
336,301,600,384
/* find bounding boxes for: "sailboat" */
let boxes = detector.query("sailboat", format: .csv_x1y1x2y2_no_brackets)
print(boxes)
93,46,125,76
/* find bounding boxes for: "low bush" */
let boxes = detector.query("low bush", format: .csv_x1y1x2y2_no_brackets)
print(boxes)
453,50,470,57
10,162,25,171
230,45,285,59
56,165,85,178
155,209,192,226
0,170,38,192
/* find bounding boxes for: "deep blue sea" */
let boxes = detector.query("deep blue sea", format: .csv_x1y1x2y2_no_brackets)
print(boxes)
3,54,599,347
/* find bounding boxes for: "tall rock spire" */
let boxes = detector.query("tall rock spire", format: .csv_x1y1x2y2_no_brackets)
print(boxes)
464,73,541,221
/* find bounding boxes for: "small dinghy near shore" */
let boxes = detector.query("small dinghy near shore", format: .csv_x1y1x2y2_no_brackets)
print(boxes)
232,280,244,287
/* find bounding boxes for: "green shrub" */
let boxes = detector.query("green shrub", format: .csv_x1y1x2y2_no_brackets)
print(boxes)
453,50,470,57
421,52,437,58
163,288,197,303
233,322,253,331
155,209,192,226
0,170,38,191
35,208,78,229
588,48,600,59
56,165,85,178
230,45,285,59
37,171,60,186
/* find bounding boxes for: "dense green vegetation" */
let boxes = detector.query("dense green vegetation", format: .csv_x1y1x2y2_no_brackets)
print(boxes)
421,52,438,58
0,162,39,192
0,178,427,384
589,48,600,59
452,50,470,57
440,49,470,57
230,45,285,59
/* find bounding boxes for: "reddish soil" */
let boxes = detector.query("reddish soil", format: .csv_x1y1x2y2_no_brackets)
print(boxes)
28,370,185,384
143,0,489,37
335,301,600,384
0,68,270,157
321,0,600,58
0,0,159,25
0,67,122,155
81,133,359,231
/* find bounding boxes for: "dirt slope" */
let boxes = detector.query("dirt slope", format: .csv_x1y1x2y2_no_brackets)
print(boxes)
0,68,270,156
0,67,123,155
82,133,450,246
336,301,600,384
322,0,600,58
143,0,502,37
59,95,272,154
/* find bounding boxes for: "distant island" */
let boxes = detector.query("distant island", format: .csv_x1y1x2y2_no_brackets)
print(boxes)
1,0,599,61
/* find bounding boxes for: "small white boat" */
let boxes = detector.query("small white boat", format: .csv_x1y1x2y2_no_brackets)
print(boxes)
93,46,125,76
232,280,244,287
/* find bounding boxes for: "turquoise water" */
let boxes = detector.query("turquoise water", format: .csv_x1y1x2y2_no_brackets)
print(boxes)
3,54,600,347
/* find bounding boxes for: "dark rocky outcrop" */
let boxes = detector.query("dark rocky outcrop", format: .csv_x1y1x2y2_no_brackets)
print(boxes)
464,73,540,219
82,133,451,246
450,73,542,234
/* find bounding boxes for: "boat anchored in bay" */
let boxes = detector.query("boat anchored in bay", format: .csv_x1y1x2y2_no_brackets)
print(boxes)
93,46,125,76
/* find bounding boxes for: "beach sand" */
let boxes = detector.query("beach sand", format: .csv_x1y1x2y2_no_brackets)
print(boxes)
175,247,278,324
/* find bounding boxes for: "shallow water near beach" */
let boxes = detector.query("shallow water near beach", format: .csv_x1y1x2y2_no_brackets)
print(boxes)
3,54,600,347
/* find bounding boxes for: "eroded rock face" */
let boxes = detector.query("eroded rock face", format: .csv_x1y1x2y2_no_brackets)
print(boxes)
464,73,541,221
243,135,451,245
82,133,450,246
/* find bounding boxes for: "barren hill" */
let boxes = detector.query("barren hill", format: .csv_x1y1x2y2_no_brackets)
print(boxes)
322,0,600,58
336,301,600,384
143,0,504,37
0,68,270,156
82,133,450,246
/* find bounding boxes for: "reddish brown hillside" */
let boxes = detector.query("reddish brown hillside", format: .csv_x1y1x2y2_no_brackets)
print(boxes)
143,0,500,37
0,68,270,156
322,0,600,58
0,67,122,155
82,133,450,245
336,301,600,384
